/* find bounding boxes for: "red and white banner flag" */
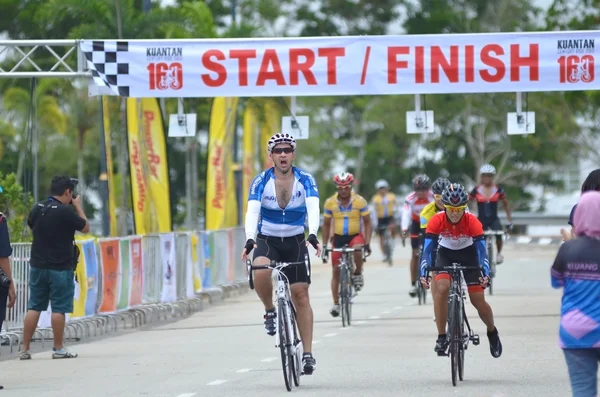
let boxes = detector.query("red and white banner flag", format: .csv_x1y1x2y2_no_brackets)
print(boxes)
82,31,597,98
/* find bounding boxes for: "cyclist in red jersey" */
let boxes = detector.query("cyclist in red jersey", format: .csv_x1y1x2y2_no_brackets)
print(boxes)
468,164,513,264
401,175,434,298
420,183,502,358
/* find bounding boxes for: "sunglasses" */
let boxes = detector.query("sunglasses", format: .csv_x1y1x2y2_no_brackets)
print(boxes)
272,147,294,154
444,204,467,213
337,185,352,190
434,194,442,200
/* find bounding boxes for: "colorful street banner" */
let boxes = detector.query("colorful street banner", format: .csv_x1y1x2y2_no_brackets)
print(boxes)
160,233,177,302
140,98,172,233
83,32,598,98
101,96,118,237
99,239,120,313
117,238,131,311
83,240,99,316
205,97,239,230
127,98,152,235
191,233,202,293
129,236,144,307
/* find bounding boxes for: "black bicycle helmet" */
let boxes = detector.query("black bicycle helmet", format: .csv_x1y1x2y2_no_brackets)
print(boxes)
441,183,469,206
413,174,430,190
431,178,450,195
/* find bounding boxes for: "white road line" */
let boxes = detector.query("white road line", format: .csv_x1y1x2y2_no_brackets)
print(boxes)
176,394,197,397
313,340,321,344
393,306,403,310
324,333,337,337
261,357,277,362
236,368,252,373
369,315,381,320
339,326,351,330
382,310,391,314
206,380,228,386
354,320,367,325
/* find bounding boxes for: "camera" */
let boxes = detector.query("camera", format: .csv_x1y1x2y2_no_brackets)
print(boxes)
0,269,11,287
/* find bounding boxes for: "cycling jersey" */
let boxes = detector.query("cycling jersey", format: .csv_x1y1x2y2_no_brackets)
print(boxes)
245,167,320,239
419,201,442,230
469,184,505,220
324,192,370,236
371,192,397,219
401,191,434,231
420,212,489,277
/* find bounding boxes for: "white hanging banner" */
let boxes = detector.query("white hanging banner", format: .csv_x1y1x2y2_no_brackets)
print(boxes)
159,233,177,303
81,31,597,98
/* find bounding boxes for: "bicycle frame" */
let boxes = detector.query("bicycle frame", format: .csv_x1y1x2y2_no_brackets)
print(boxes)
426,263,482,386
483,230,505,295
247,255,310,391
324,245,366,327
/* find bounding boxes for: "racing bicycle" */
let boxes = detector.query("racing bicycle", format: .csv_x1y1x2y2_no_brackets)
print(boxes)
247,255,309,392
416,236,427,305
483,230,505,295
425,262,484,387
324,246,366,327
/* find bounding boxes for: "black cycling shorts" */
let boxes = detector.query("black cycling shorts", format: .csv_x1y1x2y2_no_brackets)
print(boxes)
434,245,484,292
480,217,503,242
253,233,311,285
376,217,394,235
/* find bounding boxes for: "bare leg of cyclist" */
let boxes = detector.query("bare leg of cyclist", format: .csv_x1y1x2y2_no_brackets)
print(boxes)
352,246,364,291
433,277,450,354
253,256,276,336
409,248,419,297
330,266,340,317
290,283,317,373
496,237,504,264
469,291,503,358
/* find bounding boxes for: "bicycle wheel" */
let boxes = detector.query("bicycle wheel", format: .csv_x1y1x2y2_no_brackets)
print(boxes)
344,266,352,326
278,302,293,391
448,293,459,387
458,305,465,382
289,304,302,387
340,263,348,327
386,233,393,266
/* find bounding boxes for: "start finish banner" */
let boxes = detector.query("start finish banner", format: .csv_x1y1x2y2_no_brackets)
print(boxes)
81,31,597,98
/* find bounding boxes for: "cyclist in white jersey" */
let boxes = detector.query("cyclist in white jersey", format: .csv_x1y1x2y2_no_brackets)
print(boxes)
241,133,322,376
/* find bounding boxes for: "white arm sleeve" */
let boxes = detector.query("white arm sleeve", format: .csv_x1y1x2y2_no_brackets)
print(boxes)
244,200,261,241
401,201,411,231
306,196,320,236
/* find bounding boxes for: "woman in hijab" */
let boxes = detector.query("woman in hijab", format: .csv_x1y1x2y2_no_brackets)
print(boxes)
561,169,600,241
551,191,600,397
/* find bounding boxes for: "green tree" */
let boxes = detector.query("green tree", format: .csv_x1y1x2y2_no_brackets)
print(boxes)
0,173,34,243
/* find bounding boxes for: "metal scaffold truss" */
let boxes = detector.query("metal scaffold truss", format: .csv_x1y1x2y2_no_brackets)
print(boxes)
0,40,89,78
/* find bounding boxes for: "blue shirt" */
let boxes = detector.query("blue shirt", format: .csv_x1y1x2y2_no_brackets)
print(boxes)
551,236,600,349
0,214,12,258
248,167,319,238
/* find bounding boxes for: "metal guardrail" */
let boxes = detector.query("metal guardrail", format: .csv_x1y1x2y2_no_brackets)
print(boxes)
1,227,246,352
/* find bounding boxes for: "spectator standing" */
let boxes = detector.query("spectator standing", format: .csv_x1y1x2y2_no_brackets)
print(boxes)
551,191,600,396
20,176,89,360
0,203,16,390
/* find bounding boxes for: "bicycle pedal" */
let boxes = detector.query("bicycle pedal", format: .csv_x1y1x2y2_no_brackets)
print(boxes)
471,335,480,345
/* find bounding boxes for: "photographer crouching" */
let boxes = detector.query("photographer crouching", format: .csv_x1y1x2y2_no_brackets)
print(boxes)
20,176,89,360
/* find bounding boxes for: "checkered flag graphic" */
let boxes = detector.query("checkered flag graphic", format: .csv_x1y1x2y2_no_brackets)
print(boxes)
82,41,131,97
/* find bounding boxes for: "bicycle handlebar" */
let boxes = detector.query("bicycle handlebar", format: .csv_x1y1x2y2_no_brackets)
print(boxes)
483,230,505,236
322,245,368,262
246,254,310,290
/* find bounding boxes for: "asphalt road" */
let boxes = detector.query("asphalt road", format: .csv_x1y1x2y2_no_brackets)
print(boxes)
0,241,571,397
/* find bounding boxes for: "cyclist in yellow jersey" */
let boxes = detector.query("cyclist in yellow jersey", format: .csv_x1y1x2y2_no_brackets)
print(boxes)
322,172,372,318
371,180,398,256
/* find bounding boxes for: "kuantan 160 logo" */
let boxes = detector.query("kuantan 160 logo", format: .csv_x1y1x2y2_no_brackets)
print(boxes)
147,62,183,90
558,55,595,83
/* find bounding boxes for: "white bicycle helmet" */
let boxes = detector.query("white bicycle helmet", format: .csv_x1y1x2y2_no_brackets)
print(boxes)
375,179,389,189
479,164,496,175
267,133,296,152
